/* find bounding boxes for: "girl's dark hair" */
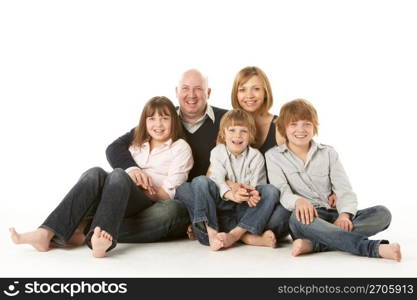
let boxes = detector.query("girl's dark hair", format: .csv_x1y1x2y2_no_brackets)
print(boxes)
131,96,184,146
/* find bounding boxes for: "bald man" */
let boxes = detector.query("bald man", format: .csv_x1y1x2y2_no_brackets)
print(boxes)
106,69,227,243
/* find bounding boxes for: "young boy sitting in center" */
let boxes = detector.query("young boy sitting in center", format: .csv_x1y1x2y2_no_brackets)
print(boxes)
180,109,280,250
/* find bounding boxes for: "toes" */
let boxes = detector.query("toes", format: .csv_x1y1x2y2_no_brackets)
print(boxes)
101,230,113,242
93,227,101,238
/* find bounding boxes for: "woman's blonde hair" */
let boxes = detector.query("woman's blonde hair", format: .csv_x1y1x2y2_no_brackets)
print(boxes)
132,96,184,147
216,109,257,146
276,98,319,139
231,66,274,115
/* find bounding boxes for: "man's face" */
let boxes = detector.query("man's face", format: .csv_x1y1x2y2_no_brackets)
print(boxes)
176,70,211,120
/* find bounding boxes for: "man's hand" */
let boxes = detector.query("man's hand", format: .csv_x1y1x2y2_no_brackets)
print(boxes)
127,168,156,195
334,213,353,232
328,193,337,208
295,198,317,224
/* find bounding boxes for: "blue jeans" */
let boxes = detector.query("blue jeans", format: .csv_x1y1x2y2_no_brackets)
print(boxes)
289,205,392,257
117,199,189,242
266,203,291,240
41,167,186,252
177,176,279,246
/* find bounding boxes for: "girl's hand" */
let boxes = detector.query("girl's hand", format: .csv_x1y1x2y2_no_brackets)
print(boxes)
334,213,353,232
295,198,317,224
128,169,154,192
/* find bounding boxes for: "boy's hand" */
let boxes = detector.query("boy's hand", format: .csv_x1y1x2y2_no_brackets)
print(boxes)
328,193,337,208
225,188,249,203
295,198,317,224
334,213,353,232
226,180,240,194
247,189,261,207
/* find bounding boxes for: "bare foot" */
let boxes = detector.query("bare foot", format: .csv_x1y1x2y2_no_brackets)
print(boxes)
91,227,113,258
206,226,223,251
186,225,197,241
379,243,401,262
9,227,53,252
217,232,240,248
67,219,89,246
67,232,86,246
291,239,313,256
241,230,277,248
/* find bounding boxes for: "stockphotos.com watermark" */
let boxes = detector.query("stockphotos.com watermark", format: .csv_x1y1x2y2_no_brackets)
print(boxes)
2,280,127,297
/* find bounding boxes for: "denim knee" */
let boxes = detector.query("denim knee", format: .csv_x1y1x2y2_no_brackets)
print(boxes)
289,212,303,235
106,168,130,185
193,175,218,189
161,199,189,221
373,205,392,229
80,167,108,182
257,184,280,205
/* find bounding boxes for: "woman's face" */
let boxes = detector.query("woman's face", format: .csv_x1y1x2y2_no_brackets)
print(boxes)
146,111,172,143
237,75,265,113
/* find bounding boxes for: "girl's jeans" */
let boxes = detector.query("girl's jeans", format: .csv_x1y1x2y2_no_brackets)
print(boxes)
41,167,155,252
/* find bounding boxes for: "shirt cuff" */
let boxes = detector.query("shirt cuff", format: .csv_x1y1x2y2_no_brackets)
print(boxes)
219,183,231,200
161,181,176,200
125,166,140,174
281,194,302,211
338,206,357,217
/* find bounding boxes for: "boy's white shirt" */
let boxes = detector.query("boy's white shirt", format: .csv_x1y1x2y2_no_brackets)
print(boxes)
209,143,267,198
265,140,358,216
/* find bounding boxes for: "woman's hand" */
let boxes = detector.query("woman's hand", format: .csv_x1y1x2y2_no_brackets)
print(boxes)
275,129,286,146
295,198,317,224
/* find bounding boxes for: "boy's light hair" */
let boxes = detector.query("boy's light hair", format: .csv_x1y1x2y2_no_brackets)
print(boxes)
216,109,257,146
276,98,319,139
231,66,273,115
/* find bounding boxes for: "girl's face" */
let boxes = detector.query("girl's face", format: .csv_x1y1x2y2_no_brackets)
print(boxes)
285,119,314,148
237,75,265,113
146,111,172,143
224,125,250,156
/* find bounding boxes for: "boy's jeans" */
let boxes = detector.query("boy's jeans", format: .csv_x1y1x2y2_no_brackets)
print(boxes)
41,167,178,251
177,175,280,246
289,206,392,257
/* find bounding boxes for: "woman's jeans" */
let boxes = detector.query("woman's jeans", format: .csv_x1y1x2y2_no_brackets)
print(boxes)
40,167,158,252
177,175,281,246
289,206,392,257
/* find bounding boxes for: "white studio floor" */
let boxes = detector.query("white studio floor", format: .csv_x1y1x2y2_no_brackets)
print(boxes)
1,222,416,278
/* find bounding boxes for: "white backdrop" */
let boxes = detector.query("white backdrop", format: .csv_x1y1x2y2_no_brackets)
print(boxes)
1,0,416,246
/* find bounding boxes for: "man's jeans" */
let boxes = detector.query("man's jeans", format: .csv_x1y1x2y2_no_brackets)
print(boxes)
117,199,189,243
41,167,184,252
177,175,280,246
289,206,392,257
